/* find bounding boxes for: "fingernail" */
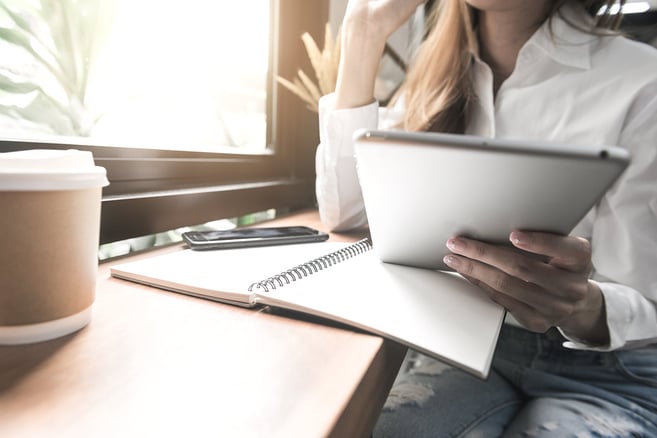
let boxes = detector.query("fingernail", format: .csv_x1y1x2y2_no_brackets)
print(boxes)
510,232,526,246
446,238,464,251
443,255,460,268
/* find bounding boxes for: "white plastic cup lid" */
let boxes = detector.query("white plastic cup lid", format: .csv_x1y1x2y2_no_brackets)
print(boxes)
0,149,109,191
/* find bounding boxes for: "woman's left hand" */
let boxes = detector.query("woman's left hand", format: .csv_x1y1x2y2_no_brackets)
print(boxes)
443,231,610,346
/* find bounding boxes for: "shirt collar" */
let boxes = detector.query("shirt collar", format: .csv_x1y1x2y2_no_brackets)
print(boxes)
526,2,597,70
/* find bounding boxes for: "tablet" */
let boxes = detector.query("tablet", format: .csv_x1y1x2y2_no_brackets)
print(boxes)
353,129,630,271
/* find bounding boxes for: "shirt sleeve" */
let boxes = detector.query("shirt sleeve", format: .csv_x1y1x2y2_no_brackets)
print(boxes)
315,93,379,231
560,80,657,351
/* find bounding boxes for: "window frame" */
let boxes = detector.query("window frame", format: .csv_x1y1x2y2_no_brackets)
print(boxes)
0,0,329,244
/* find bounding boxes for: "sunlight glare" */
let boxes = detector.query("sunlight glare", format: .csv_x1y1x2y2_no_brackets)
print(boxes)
86,1,270,151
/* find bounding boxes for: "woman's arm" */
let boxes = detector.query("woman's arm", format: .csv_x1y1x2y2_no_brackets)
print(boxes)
315,96,377,231
335,0,426,109
583,80,657,349
316,0,424,231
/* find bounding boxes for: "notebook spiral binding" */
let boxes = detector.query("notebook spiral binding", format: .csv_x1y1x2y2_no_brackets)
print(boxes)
248,238,372,293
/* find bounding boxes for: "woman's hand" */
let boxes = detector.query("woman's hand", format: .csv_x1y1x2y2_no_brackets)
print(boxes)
335,0,426,108
342,0,426,47
443,231,610,346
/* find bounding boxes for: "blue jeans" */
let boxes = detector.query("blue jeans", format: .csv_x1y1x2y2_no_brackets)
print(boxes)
374,325,657,437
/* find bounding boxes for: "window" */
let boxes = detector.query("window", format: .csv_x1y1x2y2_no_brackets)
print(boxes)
0,0,328,244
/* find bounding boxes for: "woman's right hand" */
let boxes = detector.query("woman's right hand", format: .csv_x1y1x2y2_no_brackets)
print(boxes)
335,0,426,109
343,0,426,48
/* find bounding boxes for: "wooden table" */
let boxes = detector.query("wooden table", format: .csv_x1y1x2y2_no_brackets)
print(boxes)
0,210,406,438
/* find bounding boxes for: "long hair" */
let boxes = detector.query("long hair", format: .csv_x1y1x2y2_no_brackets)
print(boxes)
393,0,625,134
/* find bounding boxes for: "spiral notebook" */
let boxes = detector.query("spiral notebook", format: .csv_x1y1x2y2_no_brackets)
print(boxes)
110,239,505,378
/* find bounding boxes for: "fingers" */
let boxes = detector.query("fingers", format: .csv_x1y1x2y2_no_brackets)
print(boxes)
445,250,580,314
509,231,592,272
344,0,425,38
449,234,599,336
445,236,579,294
446,237,537,282
462,275,554,333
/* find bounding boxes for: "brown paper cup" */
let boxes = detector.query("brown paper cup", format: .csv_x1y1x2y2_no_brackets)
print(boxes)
0,150,108,344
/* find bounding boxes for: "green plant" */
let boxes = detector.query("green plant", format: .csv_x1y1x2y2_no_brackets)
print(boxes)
0,0,110,136
277,23,408,113
276,23,340,113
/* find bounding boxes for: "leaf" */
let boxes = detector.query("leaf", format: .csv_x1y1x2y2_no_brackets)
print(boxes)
297,69,321,104
276,76,312,103
276,22,341,112
38,0,80,96
0,26,34,54
0,25,74,96
0,1,98,132
0,4,40,40
72,0,113,100
0,70,40,93
0,4,63,76
301,32,322,83
38,0,112,104
58,0,82,94
276,76,318,112
0,89,77,135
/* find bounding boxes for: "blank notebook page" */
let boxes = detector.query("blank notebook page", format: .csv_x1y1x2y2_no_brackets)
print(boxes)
257,250,504,378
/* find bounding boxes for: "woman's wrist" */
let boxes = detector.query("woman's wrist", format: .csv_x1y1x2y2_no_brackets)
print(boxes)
559,281,610,346
334,18,387,109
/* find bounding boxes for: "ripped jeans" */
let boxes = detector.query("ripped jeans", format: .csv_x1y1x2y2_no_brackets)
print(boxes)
374,324,657,437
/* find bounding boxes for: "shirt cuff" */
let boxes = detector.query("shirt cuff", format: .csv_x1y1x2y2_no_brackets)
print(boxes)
318,93,379,159
558,280,634,351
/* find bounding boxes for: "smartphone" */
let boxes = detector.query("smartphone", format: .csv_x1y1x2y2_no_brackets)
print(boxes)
182,226,329,250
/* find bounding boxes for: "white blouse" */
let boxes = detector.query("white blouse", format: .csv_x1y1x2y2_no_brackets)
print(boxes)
315,5,657,351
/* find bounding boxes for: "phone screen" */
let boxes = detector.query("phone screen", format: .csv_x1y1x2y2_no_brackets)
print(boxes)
182,226,328,250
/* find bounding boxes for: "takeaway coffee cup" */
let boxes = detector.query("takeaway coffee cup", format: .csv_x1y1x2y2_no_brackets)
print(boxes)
0,149,109,344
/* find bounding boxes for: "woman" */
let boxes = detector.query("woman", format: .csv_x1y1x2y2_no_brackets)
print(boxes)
316,0,657,436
